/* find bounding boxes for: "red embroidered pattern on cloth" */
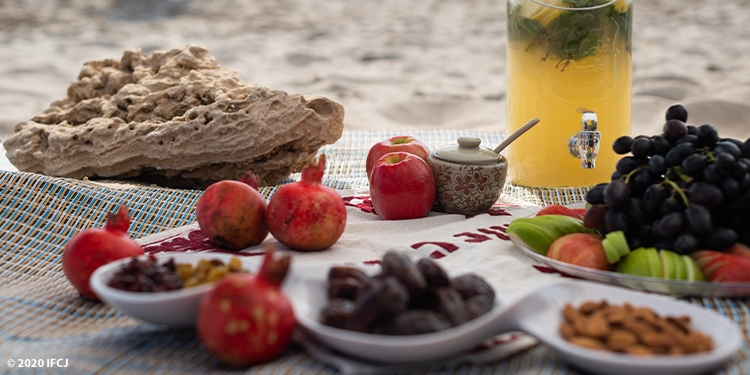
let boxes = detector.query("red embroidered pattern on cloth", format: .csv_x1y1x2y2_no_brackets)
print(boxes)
141,196,521,264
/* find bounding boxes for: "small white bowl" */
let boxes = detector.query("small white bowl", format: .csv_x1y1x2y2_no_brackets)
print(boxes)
90,252,262,327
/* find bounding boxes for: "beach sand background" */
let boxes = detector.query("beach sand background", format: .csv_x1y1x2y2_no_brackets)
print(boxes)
1,0,749,141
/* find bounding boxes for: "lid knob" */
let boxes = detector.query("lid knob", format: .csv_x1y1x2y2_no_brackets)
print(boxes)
457,136,482,149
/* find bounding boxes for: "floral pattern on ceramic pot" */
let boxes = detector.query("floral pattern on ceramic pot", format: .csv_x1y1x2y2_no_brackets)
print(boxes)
428,137,508,215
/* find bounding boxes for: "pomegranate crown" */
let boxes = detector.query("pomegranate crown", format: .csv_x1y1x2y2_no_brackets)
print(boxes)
301,154,326,184
105,205,131,234
258,244,291,288
239,170,261,190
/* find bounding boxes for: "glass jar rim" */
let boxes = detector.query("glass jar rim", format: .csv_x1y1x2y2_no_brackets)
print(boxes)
529,0,617,11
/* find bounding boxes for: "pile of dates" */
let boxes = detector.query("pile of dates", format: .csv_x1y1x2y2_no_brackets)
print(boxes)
320,251,496,335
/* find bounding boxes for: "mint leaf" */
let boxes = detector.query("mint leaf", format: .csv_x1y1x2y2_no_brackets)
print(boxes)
506,0,631,71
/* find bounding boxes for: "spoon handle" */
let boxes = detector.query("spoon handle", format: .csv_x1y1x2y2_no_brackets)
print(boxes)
493,118,541,154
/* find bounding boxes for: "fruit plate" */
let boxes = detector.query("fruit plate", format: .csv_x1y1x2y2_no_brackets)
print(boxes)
509,234,750,297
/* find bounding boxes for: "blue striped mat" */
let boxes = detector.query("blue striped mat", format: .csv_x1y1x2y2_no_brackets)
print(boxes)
1,130,747,374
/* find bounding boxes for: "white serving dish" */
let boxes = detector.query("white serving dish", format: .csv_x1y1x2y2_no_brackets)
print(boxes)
90,252,262,327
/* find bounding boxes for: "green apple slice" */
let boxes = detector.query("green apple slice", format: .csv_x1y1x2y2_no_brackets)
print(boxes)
602,231,630,264
674,255,688,280
659,250,676,279
659,250,686,280
683,255,706,282
615,248,652,277
506,221,558,256
643,248,663,278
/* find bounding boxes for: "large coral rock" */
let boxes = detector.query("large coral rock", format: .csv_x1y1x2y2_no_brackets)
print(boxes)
3,45,344,188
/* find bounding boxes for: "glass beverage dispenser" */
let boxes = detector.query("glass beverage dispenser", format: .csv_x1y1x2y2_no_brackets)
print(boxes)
505,0,632,187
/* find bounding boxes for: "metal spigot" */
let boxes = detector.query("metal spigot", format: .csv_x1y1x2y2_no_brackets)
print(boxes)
568,111,601,169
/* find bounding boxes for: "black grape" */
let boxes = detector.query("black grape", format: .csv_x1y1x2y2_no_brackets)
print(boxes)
681,154,708,178
616,156,642,175
643,184,669,214
630,137,654,158
663,119,688,142
715,141,741,158
651,135,672,156
688,182,723,207
665,104,688,122
702,228,738,251
714,153,737,173
697,123,719,147
648,155,668,176
605,209,629,234
603,179,630,210
674,233,700,255
653,212,684,238
586,183,608,205
665,143,696,167
720,178,740,199
613,136,634,155
685,204,712,236
583,204,607,229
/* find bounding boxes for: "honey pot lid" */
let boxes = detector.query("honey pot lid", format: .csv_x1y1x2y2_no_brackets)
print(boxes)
433,136,503,165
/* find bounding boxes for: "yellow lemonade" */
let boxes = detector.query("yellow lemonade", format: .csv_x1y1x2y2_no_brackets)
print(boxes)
506,0,632,187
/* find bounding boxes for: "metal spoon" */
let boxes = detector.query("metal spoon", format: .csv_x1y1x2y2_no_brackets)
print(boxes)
493,118,541,154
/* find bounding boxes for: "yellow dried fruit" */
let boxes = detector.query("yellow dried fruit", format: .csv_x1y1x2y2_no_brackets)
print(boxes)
177,257,248,288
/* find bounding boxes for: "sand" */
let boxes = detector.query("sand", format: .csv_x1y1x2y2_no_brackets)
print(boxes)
1,0,749,141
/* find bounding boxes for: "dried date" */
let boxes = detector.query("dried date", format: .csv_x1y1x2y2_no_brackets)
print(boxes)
452,274,495,301
328,266,370,285
432,287,468,326
373,310,451,335
417,258,450,289
321,299,356,329
328,277,364,301
320,252,497,335
381,251,427,299
344,277,408,332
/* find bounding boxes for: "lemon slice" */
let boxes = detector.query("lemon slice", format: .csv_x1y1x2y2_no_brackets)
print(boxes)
613,0,630,13
518,0,565,27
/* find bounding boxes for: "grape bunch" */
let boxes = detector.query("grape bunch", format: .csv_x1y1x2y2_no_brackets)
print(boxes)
584,104,750,255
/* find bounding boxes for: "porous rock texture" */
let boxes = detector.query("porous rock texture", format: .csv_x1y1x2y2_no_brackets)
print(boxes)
3,45,345,188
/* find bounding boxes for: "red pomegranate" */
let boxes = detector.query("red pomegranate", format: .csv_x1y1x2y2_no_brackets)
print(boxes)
266,155,347,251
196,171,268,250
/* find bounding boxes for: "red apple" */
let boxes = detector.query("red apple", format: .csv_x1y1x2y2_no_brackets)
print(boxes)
547,233,609,271
692,250,750,282
366,136,430,179
536,205,586,220
370,152,436,220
